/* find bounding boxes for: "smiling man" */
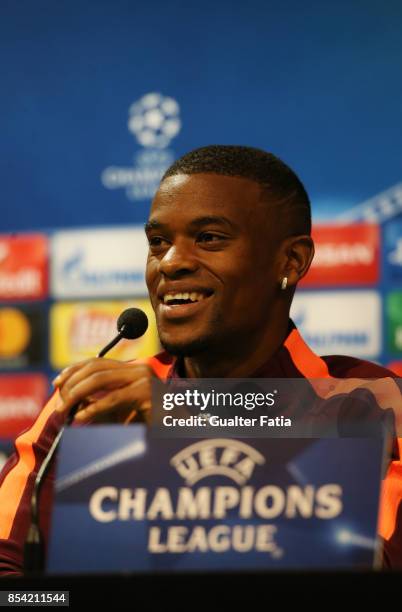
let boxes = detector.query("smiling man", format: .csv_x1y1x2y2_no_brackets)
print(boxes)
145,161,313,378
0,145,401,574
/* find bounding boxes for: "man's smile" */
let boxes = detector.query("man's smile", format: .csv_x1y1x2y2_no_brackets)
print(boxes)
157,285,215,320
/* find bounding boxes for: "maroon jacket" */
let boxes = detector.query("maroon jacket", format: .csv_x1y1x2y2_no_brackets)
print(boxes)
0,323,400,575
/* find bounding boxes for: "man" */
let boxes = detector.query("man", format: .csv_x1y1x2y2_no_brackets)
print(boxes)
0,145,401,574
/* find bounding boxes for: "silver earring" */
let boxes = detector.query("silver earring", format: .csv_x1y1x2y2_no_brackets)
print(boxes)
281,277,288,290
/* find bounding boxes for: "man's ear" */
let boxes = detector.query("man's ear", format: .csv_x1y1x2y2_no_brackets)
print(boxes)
279,235,315,288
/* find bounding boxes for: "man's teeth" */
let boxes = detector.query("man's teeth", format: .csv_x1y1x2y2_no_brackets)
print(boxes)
163,292,207,304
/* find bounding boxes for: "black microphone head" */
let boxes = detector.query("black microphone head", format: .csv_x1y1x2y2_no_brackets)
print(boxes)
117,308,149,340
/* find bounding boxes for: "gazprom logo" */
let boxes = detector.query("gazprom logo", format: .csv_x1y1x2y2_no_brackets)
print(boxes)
170,439,265,486
61,251,143,286
291,291,381,358
51,228,148,298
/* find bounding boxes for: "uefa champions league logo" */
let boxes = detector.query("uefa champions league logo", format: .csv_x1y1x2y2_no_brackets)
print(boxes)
128,93,181,149
101,92,181,201
170,439,266,486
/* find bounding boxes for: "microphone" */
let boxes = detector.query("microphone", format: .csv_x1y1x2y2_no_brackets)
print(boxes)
24,307,149,574
98,307,149,357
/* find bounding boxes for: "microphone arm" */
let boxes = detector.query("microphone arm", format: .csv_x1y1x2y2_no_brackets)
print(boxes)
23,318,142,574
97,329,126,358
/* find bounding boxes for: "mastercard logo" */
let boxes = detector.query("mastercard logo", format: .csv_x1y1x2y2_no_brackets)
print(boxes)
0,308,31,358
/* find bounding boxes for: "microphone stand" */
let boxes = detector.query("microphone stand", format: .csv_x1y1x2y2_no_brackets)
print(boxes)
23,326,128,574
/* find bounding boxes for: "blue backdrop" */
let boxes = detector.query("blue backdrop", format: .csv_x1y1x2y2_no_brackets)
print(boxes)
0,1,402,450
1,0,402,230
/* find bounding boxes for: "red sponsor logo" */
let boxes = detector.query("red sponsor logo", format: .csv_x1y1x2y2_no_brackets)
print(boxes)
70,309,116,351
300,224,379,287
0,234,48,299
0,374,48,439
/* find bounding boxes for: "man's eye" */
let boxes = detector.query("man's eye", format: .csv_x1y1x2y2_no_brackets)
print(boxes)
148,236,165,247
198,232,224,243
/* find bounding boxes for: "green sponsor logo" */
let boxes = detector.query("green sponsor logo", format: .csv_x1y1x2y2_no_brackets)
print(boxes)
387,292,402,354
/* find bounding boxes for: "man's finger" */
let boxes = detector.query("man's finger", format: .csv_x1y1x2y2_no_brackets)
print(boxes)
73,377,151,423
52,359,95,388
56,361,149,413
54,358,125,389
58,358,143,394
56,368,137,413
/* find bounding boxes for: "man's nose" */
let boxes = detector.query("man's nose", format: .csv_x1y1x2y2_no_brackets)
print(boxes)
158,242,199,278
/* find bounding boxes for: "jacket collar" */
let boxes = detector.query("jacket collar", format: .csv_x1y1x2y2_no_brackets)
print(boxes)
166,319,330,379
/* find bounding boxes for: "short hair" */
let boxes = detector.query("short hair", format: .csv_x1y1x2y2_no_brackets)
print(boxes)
162,145,311,235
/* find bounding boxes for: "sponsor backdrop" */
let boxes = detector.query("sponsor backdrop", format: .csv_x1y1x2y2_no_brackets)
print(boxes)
1,1,402,451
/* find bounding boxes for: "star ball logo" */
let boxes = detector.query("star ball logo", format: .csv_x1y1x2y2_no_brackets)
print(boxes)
101,92,181,201
128,93,181,149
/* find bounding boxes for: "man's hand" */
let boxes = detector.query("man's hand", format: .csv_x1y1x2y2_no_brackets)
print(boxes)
53,358,153,425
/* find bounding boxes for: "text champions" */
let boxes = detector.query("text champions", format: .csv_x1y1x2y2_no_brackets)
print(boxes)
88,483,343,554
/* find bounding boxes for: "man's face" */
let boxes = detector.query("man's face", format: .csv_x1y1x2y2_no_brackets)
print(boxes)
145,173,284,356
